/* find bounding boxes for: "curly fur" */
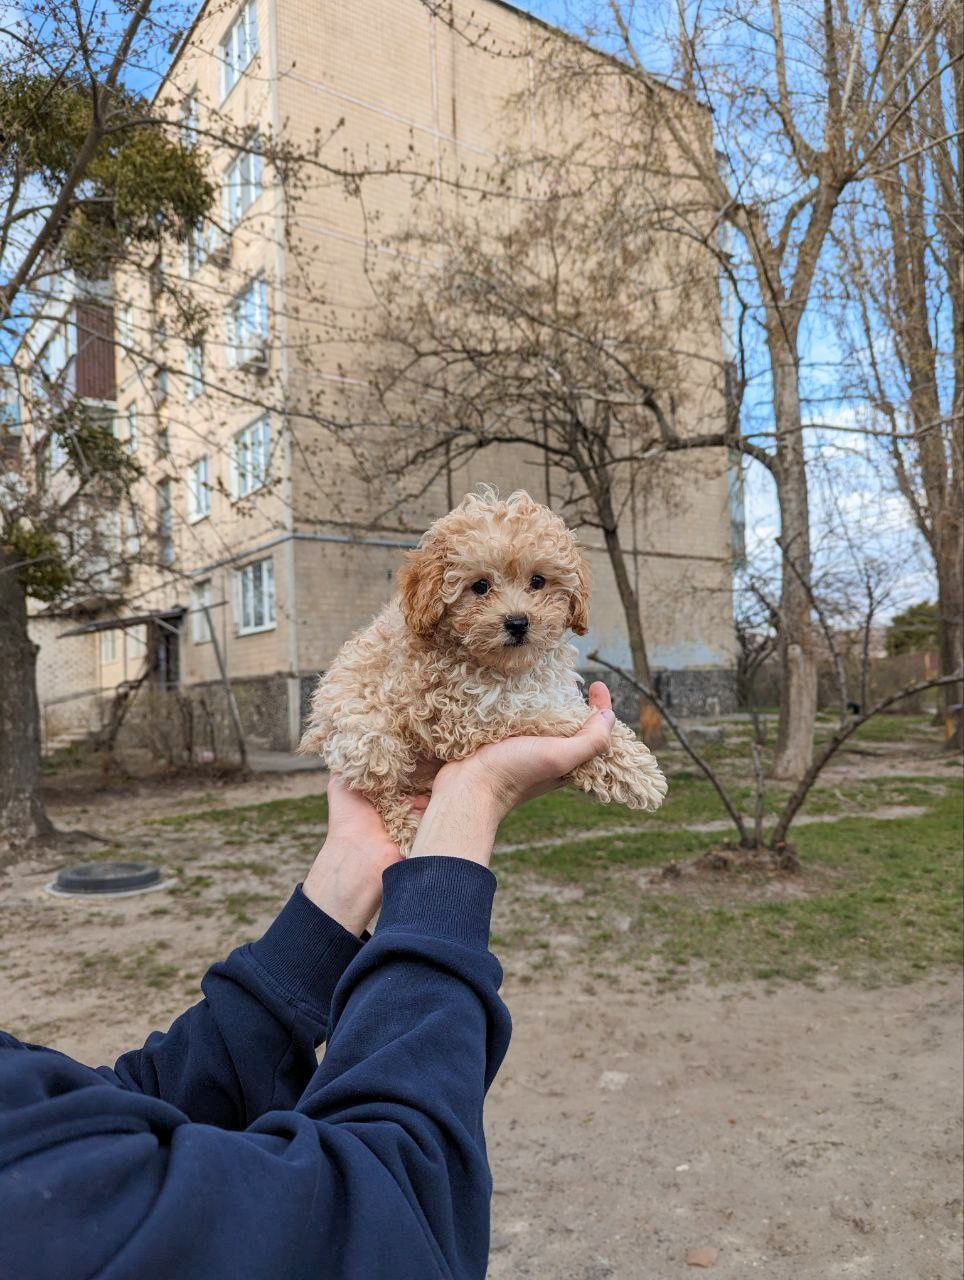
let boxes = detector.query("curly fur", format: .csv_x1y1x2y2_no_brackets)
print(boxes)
300,488,667,852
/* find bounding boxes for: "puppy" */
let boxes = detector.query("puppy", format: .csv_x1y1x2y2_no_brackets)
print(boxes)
300,488,667,852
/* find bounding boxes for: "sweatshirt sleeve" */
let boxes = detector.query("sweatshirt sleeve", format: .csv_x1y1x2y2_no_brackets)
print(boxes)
0,857,512,1280
99,885,363,1128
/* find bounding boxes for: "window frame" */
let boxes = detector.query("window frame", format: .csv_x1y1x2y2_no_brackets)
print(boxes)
230,416,271,499
235,557,275,635
225,275,268,367
185,341,204,400
186,455,212,523
222,144,263,229
158,478,174,567
117,300,134,350
99,628,118,665
191,579,213,644
219,0,259,101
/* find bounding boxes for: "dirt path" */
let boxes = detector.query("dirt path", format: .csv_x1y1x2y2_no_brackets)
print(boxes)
488,975,963,1280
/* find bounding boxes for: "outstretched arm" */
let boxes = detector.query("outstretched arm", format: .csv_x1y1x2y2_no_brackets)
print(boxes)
0,703,615,1280
101,779,418,1128
0,858,509,1280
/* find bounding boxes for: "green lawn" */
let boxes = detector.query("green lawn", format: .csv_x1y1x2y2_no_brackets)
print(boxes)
492,788,962,988
146,742,962,989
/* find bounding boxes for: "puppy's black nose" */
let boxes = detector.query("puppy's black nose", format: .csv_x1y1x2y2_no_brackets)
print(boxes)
503,614,529,638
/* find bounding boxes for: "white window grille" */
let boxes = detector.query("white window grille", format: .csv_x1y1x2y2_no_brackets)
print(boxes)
158,479,174,567
184,226,209,276
191,580,213,643
186,455,211,522
230,417,271,497
100,629,118,665
185,342,204,399
126,624,147,663
225,277,268,367
117,300,134,349
219,0,259,99
235,557,275,634
223,145,263,229
126,402,139,451
180,90,199,145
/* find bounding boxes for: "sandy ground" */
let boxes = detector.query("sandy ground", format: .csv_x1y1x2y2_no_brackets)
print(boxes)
488,977,963,1279
2,756,961,1278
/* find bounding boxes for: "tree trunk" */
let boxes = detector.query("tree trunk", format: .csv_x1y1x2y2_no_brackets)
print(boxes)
769,344,818,780
935,530,964,750
0,551,52,856
600,521,664,747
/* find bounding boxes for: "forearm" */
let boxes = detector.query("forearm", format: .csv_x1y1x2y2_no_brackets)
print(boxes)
406,775,501,863
1,858,511,1280
104,887,363,1127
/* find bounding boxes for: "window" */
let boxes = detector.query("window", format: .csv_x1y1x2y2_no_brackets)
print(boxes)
126,403,139,451
180,90,199,145
117,300,134,349
219,0,259,99
185,342,204,399
100,629,118,665
121,509,140,556
223,145,263,229
126,625,147,663
191,580,213,643
184,226,208,276
186,455,211,522
230,417,271,497
225,277,268,367
235,557,275,634
158,479,174,567
154,319,168,402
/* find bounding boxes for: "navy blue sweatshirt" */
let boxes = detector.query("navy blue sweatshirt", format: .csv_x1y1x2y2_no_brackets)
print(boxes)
0,857,512,1280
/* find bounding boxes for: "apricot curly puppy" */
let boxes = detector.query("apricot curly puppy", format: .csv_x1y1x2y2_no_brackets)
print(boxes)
300,488,667,853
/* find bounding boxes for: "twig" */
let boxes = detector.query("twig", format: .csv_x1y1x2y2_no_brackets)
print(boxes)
588,650,751,848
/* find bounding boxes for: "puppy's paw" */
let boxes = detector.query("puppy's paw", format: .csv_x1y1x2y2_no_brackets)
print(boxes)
568,726,667,811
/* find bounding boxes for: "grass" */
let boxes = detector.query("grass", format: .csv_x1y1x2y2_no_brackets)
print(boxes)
66,940,181,991
155,792,329,837
130,715,960,990
151,769,949,851
492,789,963,988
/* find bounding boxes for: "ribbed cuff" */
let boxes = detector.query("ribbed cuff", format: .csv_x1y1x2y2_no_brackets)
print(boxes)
375,857,497,951
247,886,364,1013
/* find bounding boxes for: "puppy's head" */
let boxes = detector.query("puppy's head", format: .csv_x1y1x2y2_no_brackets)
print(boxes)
398,487,590,673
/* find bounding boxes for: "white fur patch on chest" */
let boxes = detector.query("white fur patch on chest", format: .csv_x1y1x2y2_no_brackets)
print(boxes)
409,642,585,755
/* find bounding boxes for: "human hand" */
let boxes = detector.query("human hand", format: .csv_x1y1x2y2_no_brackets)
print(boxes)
408,682,616,866
302,775,428,936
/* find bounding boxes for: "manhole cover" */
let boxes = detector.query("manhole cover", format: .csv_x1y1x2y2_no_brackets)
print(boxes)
50,861,164,897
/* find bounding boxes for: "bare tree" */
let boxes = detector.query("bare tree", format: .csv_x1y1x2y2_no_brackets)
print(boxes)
499,0,961,780
352,146,728,746
0,0,357,847
835,0,963,747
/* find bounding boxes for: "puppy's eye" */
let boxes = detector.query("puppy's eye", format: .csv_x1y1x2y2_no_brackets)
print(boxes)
471,579,491,596
529,575,546,590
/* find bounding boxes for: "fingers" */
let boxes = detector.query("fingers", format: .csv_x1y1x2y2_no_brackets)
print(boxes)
547,706,615,775
586,681,612,714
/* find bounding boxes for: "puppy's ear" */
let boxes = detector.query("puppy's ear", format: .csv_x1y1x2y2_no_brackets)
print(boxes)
567,555,591,635
398,541,447,639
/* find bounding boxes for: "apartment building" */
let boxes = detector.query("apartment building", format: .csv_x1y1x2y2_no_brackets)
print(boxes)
26,0,741,752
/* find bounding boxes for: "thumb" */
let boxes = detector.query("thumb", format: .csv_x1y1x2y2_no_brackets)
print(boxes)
553,708,615,774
